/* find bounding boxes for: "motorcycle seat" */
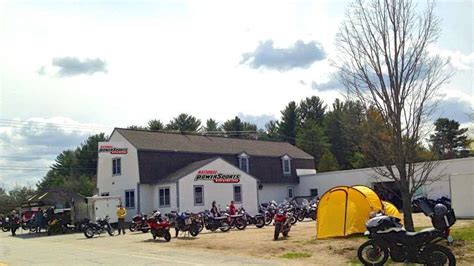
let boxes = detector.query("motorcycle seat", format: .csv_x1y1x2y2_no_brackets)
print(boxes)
226,214,243,218
405,227,437,237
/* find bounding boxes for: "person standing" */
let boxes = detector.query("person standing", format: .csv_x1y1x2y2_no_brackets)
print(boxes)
116,204,127,235
35,208,44,234
210,201,220,217
228,201,237,216
9,210,19,236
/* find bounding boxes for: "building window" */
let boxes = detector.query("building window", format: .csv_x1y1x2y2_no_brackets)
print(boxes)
238,153,249,172
288,187,294,198
159,187,170,207
112,158,121,175
125,190,135,208
233,185,242,203
194,185,204,206
310,188,318,197
100,192,110,197
281,155,291,175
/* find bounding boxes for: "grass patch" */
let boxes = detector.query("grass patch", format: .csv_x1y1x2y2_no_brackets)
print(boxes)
280,252,312,259
451,225,474,241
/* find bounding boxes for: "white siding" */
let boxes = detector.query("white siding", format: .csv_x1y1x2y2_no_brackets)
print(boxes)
299,158,474,200
97,132,140,221
153,182,177,215
139,184,154,215
450,173,474,218
178,158,259,215
258,184,293,204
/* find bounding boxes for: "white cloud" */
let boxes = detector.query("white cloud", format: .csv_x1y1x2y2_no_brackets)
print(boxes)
430,46,474,70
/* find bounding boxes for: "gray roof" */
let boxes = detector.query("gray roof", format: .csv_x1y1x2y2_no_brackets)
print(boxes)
115,128,313,159
156,157,218,184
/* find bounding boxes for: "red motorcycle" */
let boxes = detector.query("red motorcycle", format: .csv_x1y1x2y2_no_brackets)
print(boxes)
148,213,171,242
129,213,150,233
273,209,293,240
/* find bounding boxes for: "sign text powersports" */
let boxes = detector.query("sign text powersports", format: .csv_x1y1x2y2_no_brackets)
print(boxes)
195,170,240,183
98,145,128,155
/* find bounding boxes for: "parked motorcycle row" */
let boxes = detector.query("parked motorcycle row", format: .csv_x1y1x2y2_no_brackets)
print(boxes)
123,197,319,242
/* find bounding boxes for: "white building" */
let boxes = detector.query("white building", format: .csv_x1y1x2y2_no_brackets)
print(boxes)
97,128,474,220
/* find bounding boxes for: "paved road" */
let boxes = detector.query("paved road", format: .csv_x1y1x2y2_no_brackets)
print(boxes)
0,230,277,265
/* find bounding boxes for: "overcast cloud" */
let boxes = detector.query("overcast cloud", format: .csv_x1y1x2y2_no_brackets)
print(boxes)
49,57,107,77
241,40,326,71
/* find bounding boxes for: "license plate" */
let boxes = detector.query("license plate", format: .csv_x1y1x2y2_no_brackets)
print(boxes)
185,218,192,225
447,235,454,243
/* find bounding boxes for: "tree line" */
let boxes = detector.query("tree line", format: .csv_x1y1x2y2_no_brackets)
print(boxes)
0,97,469,215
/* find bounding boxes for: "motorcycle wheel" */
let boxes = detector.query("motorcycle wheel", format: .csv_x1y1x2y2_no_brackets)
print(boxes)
310,210,316,221
197,221,204,233
141,228,149,233
1,226,9,232
30,227,37,233
235,218,247,230
357,240,389,266
265,214,273,226
255,217,265,228
219,221,230,232
164,231,171,242
21,224,28,231
84,227,95,238
282,229,289,237
151,229,157,240
129,223,137,232
422,244,456,266
297,212,305,222
274,223,281,241
290,216,297,225
189,224,199,237
107,227,115,236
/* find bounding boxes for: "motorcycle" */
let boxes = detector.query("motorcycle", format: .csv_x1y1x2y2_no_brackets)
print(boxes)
46,217,70,236
84,215,115,238
167,212,200,237
226,211,247,230
296,199,317,221
129,213,150,233
358,200,456,265
239,207,265,228
148,212,171,242
260,201,278,225
202,211,230,232
273,208,293,240
1,217,11,232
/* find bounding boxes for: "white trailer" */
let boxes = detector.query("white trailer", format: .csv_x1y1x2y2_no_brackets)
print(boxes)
450,173,474,218
86,196,121,223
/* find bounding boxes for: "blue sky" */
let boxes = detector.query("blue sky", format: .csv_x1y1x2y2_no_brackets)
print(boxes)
0,0,472,189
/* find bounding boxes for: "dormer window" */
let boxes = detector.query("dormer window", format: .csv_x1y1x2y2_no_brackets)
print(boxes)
281,155,291,175
238,152,249,173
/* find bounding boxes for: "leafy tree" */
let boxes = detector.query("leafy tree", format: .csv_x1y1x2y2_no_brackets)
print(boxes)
296,120,329,165
147,119,164,130
127,125,147,130
203,118,220,133
221,116,257,138
430,118,470,159
260,120,282,141
324,99,365,169
76,133,107,177
318,151,339,172
278,101,299,145
334,0,451,231
299,96,326,125
166,113,201,132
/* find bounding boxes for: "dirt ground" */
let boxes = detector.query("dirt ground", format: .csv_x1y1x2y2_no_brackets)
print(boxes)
163,213,474,265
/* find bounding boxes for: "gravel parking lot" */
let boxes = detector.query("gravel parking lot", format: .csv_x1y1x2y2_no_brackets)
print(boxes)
1,214,472,265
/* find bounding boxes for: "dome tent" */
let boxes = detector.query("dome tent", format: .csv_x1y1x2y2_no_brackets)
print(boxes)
317,185,400,239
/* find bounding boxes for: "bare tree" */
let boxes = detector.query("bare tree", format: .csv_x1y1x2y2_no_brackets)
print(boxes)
334,0,452,231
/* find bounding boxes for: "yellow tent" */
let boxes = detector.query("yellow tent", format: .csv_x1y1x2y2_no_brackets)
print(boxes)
316,185,385,239
382,200,402,221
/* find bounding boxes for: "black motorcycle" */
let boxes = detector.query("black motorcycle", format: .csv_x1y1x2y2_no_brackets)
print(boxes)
1,218,10,232
167,212,200,237
84,216,115,238
239,207,265,228
358,201,456,265
260,201,278,225
226,213,247,230
202,211,230,232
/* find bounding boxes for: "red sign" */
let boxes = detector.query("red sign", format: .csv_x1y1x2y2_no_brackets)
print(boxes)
195,170,240,183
